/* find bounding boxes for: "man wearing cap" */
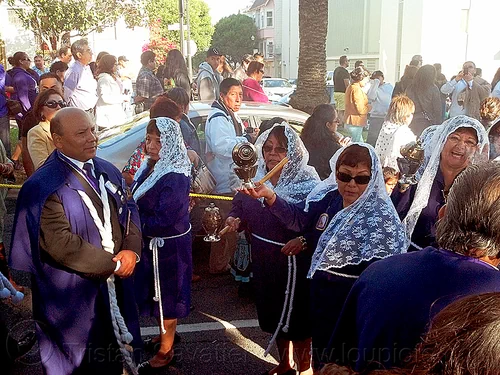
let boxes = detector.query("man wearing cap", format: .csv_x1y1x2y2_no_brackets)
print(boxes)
197,47,223,101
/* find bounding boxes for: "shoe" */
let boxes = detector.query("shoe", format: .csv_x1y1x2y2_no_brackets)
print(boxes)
137,351,176,374
6,330,36,358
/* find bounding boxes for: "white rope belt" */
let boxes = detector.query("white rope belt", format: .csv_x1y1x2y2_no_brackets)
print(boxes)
410,241,423,251
251,234,297,357
149,224,191,334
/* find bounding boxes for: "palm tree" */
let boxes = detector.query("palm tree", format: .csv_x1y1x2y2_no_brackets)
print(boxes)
289,0,329,114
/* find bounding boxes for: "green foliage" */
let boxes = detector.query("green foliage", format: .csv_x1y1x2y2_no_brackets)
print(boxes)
192,50,206,69
8,0,145,54
145,0,213,53
211,14,258,64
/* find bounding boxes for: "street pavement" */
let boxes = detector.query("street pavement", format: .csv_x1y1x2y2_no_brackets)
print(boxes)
2,194,281,375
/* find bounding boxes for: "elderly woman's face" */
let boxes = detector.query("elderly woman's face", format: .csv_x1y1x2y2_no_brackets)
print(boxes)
262,133,287,172
337,163,371,207
146,132,161,161
441,127,478,170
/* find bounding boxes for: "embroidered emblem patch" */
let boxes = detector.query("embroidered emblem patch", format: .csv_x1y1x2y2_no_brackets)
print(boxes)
315,213,329,231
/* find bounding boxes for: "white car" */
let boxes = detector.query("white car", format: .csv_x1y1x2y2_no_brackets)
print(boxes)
97,101,310,170
261,78,294,101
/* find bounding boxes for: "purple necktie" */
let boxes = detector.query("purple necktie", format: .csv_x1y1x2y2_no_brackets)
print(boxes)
83,163,100,193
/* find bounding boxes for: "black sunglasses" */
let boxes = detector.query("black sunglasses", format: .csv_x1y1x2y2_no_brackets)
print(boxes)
263,145,287,154
336,171,371,185
44,100,66,109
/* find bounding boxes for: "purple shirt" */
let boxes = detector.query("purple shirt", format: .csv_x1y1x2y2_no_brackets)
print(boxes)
10,67,37,115
0,64,11,117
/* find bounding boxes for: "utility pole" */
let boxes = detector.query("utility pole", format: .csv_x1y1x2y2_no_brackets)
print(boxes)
185,0,193,81
179,0,185,55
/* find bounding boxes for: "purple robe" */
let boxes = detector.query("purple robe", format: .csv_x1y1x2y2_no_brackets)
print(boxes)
133,170,192,319
9,150,142,375
229,193,312,340
10,66,38,117
329,247,500,372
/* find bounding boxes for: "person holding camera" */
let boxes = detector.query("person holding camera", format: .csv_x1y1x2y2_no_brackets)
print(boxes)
440,61,491,120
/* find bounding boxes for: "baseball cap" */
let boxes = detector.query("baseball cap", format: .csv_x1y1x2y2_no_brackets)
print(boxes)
207,47,222,57
118,55,129,62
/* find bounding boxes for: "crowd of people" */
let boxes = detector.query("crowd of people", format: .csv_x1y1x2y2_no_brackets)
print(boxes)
1,39,500,375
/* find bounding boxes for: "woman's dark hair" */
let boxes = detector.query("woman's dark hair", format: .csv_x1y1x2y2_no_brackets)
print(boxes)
336,144,372,171
400,65,418,82
141,50,156,66
50,61,68,75
32,88,64,122
371,70,384,80
491,67,500,93
11,51,27,67
150,96,183,121
146,119,160,136
350,67,369,82
166,87,190,109
247,61,265,76
436,162,500,259
301,104,339,145
96,54,117,79
383,166,399,181
260,117,286,134
264,126,288,150
96,51,109,63
413,64,437,93
219,78,241,95
163,49,188,80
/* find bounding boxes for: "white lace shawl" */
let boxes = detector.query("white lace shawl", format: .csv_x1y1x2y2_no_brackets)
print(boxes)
402,115,488,243
307,143,408,277
254,122,320,203
133,117,191,201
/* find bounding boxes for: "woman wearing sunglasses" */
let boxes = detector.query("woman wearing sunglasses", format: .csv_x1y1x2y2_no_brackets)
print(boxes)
27,88,65,170
242,61,269,103
240,143,407,370
226,122,320,375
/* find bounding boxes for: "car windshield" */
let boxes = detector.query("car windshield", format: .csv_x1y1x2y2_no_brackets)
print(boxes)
263,80,292,88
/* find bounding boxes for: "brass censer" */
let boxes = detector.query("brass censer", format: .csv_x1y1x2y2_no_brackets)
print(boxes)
397,140,425,192
232,142,258,188
202,203,223,242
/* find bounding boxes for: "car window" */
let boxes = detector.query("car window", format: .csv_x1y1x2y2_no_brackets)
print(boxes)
263,80,289,88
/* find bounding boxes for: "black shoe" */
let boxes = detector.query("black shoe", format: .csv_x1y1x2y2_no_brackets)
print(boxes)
137,352,176,374
6,330,36,358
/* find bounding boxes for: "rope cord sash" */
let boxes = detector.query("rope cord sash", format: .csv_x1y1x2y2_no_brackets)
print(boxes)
252,233,297,357
77,176,137,374
149,224,192,334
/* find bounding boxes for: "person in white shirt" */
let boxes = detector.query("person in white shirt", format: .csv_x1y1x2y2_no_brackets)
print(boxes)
366,70,394,146
440,61,490,120
95,54,127,129
375,95,416,170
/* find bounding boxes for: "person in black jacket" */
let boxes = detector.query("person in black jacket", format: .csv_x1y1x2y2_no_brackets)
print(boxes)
300,104,348,180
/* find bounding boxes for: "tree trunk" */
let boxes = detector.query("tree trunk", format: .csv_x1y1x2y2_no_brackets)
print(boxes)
289,0,329,114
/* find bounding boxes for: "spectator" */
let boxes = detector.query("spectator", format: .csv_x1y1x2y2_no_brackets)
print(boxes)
383,166,399,195
117,56,133,116
406,64,443,136
440,61,491,120
0,64,12,158
196,47,223,101
21,73,63,176
53,46,72,64
491,67,500,98
344,67,371,142
27,88,64,169
253,52,264,63
300,104,345,179
434,63,448,122
218,55,234,80
333,56,350,124
242,61,269,103
135,50,163,112
354,60,364,69
49,61,68,83
166,87,202,156
90,51,109,78
95,54,127,129
233,54,253,81
63,39,98,114
375,95,416,170
161,49,191,96
32,55,48,77
392,65,418,97
329,162,500,372
480,97,500,130
409,54,423,68
366,70,394,145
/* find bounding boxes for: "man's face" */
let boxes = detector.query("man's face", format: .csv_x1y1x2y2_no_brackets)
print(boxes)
60,52,72,64
208,55,221,71
53,112,98,162
77,45,93,66
40,78,62,93
220,85,243,112
34,56,44,69
463,62,476,76
119,59,127,68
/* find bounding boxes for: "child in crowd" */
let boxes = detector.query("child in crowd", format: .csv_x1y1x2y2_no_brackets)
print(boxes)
383,166,399,195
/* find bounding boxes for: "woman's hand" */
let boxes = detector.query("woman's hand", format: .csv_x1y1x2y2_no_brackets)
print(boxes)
238,182,275,202
224,216,241,233
339,136,351,147
281,237,305,257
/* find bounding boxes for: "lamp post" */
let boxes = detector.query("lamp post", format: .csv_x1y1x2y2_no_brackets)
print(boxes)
179,0,185,55
185,0,193,81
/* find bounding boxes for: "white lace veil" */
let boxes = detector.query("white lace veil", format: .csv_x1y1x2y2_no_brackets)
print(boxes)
402,115,488,243
254,121,320,203
307,143,408,277
133,117,192,201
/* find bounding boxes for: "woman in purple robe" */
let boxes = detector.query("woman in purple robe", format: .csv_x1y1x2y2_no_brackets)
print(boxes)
226,122,320,375
132,116,192,373
392,115,488,251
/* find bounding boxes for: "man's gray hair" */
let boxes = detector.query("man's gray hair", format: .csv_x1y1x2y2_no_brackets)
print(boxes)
436,162,500,258
71,39,89,60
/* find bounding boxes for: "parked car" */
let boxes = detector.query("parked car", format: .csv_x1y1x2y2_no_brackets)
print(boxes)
326,71,334,86
261,78,294,101
288,78,297,89
97,101,310,170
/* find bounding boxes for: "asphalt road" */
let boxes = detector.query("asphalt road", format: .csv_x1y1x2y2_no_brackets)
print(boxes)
2,193,281,375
